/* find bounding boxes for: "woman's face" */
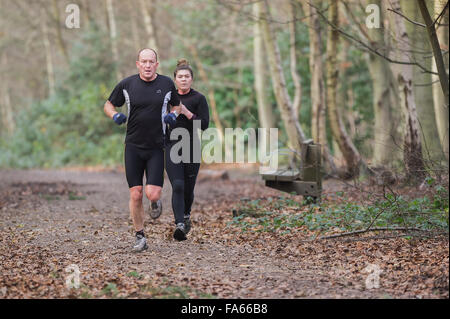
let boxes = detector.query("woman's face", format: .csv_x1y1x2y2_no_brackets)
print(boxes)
175,69,193,92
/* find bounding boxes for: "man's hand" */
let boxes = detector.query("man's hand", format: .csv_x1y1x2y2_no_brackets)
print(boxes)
164,112,177,126
113,112,127,125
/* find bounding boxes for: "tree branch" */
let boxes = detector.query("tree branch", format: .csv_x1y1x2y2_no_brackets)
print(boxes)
308,2,439,75
418,0,450,107
319,227,433,240
387,8,426,28
432,0,449,28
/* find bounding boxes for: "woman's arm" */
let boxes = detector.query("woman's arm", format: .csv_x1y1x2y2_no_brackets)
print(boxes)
180,94,210,130
196,95,210,131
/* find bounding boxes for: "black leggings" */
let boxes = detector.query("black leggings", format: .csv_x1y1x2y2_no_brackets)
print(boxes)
165,142,200,225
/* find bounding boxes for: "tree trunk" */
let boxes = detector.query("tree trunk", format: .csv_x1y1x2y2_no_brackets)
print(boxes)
259,0,306,162
387,58,405,164
418,0,449,107
138,0,158,51
126,1,141,53
40,8,55,96
80,0,92,29
431,0,449,161
187,44,224,144
51,0,69,65
326,0,361,178
253,2,274,130
366,0,395,167
402,0,443,163
300,0,336,174
388,0,426,181
288,1,302,120
337,42,357,141
0,52,14,135
105,0,122,82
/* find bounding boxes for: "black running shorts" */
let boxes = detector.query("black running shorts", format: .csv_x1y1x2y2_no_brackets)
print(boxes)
124,143,164,188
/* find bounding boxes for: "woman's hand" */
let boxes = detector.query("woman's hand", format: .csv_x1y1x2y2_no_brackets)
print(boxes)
181,103,194,119
180,103,189,115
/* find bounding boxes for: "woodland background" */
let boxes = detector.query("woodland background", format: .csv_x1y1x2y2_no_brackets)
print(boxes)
0,0,448,181
0,0,449,299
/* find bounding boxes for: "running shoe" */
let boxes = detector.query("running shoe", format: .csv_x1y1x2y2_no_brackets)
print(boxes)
132,234,148,252
173,223,187,241
184,215,191,234
149,199,162,219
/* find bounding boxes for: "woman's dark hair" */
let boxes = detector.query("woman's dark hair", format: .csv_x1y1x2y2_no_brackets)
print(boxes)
174,59,194,78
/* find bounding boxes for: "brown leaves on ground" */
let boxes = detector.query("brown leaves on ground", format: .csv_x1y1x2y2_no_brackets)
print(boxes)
0,167,448,299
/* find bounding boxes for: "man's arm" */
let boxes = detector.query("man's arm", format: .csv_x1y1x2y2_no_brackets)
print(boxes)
104,100,119,119
104,100,127,125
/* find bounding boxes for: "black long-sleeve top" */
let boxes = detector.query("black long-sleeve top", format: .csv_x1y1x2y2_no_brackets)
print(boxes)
165,88,210,146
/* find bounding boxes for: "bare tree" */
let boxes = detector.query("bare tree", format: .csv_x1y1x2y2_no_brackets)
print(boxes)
187,43,225,145
253,1,275,130
287,0,302,120
360,0,399,167
418,0,449,107
431,0,449,161
300,0,336,174
326,0,361,178
128,1,142,53
0,52,14,135
259,0,307,163
51,0,69,65
402,0,442,162
388,0,426,180
40,7,55,96
105,0,122,82
138,0,159,51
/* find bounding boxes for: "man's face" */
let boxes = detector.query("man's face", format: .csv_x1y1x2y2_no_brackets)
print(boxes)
136,50,159,81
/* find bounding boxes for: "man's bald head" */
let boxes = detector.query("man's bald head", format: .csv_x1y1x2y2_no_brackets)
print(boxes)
137,48,158,62
136,48,159,82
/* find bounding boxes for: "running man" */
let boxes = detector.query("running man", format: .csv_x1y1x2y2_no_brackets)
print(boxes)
103,48,182,252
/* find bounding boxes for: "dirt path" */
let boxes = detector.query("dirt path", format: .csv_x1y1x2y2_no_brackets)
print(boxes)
0,167,448,299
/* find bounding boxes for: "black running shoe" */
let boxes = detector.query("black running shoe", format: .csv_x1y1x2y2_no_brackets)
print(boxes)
184,215,191,234
173,223,187,241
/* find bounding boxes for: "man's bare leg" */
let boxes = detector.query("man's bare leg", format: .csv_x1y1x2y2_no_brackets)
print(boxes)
145,185,162,219
129,186,144,232
145,184,162,202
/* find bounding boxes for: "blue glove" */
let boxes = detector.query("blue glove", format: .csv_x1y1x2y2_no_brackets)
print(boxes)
164,112,178,127
113,112,127,125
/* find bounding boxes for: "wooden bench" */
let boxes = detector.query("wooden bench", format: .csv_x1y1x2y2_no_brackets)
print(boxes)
260,139,322,201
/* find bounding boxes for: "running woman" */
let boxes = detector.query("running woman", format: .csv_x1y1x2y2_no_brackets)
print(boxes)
104,48,182,252
164,59,210,241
